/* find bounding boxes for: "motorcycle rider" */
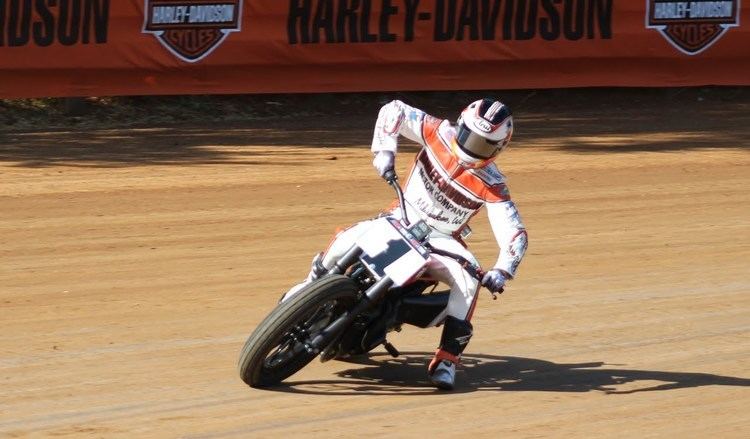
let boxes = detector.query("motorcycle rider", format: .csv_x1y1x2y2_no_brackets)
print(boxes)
285,98,528,390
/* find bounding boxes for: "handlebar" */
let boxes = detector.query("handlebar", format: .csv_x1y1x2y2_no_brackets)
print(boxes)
384,170,410,226
428,246,486,282
384,171,499,298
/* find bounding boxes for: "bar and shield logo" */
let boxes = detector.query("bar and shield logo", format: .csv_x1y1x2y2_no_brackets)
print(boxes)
646,0,741,55
143,0,243,63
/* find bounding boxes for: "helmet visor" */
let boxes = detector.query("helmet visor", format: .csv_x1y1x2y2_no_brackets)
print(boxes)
456,123,501,160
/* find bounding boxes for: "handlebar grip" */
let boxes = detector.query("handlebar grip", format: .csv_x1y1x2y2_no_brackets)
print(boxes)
383,169,397,183
475,268,486,281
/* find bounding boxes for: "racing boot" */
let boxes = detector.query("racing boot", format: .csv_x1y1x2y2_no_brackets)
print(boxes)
428,316,473,390
279,252,327,303
429,360,456,390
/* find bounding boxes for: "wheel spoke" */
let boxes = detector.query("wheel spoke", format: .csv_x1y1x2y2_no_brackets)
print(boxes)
262,299,340,370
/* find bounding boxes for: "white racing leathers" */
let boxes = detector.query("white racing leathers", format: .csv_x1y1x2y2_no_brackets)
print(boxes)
286,100,528,325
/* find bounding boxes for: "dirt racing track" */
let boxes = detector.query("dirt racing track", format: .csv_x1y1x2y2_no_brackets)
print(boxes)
2,90,749,438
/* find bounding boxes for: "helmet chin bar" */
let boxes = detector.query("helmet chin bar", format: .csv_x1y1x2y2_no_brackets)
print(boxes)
451,139,496,169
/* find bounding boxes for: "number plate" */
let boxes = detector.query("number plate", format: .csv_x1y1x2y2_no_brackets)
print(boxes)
357,218,429,287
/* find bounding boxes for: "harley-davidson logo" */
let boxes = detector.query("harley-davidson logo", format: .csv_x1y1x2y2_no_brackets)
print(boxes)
646,0,740,55
143,0,242,63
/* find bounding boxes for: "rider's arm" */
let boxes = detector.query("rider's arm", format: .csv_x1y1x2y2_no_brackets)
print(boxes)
486,200,528,278
371,100,428,154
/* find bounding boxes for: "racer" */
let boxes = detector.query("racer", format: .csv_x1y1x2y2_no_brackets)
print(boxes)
284,98,528,390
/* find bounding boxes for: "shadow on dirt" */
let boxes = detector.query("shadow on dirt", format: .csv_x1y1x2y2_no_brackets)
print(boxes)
0,124,374,168
270,351,750,396
1,88,747,167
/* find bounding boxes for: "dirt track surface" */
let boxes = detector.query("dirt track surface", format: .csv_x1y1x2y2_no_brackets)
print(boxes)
2,89,749,438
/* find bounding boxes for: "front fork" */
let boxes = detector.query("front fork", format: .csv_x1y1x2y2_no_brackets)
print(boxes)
305,244,394,354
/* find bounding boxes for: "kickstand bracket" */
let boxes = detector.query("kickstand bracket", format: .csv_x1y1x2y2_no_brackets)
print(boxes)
383,340,400,358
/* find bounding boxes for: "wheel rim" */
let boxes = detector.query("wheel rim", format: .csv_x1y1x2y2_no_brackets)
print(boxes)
262,299,342,370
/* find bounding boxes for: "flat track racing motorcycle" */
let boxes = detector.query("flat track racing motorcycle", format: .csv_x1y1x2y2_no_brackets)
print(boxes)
238,171,493,388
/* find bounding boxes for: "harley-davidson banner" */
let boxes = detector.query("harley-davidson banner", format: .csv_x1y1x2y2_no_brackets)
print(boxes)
142,0,243,62
0,1,747,98
646,0,741,54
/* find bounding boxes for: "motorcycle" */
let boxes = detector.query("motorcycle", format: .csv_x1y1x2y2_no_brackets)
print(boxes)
238,170,495,388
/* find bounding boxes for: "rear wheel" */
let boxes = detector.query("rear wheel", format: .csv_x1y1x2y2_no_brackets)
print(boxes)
238,275,359,387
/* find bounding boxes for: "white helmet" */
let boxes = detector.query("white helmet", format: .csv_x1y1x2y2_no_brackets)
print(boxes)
453,98,514,168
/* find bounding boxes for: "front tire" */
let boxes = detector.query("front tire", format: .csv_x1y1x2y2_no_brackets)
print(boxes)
238,275,359,388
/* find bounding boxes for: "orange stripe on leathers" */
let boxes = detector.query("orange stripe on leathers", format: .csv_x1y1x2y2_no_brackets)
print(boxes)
420,117,511,203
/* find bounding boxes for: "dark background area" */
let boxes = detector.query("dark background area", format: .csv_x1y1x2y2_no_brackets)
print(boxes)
1,87,747,168
1,87,747,131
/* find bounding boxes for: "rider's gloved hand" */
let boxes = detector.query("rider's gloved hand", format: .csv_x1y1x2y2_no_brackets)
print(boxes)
481,269,507,293
372,151,395,178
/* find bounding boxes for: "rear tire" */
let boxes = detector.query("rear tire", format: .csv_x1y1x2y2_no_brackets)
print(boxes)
238,275,359,388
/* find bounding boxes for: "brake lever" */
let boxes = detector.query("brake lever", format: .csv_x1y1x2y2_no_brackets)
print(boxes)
488,288,503,300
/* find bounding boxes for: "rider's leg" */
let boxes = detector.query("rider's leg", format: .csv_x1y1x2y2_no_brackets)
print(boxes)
428,316,474,390
423,234,482,324
422,234,481,389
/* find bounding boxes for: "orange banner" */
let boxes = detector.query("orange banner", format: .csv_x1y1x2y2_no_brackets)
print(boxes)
0,1,748,98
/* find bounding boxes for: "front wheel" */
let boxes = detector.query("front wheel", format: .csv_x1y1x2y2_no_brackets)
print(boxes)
238,275,359,388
